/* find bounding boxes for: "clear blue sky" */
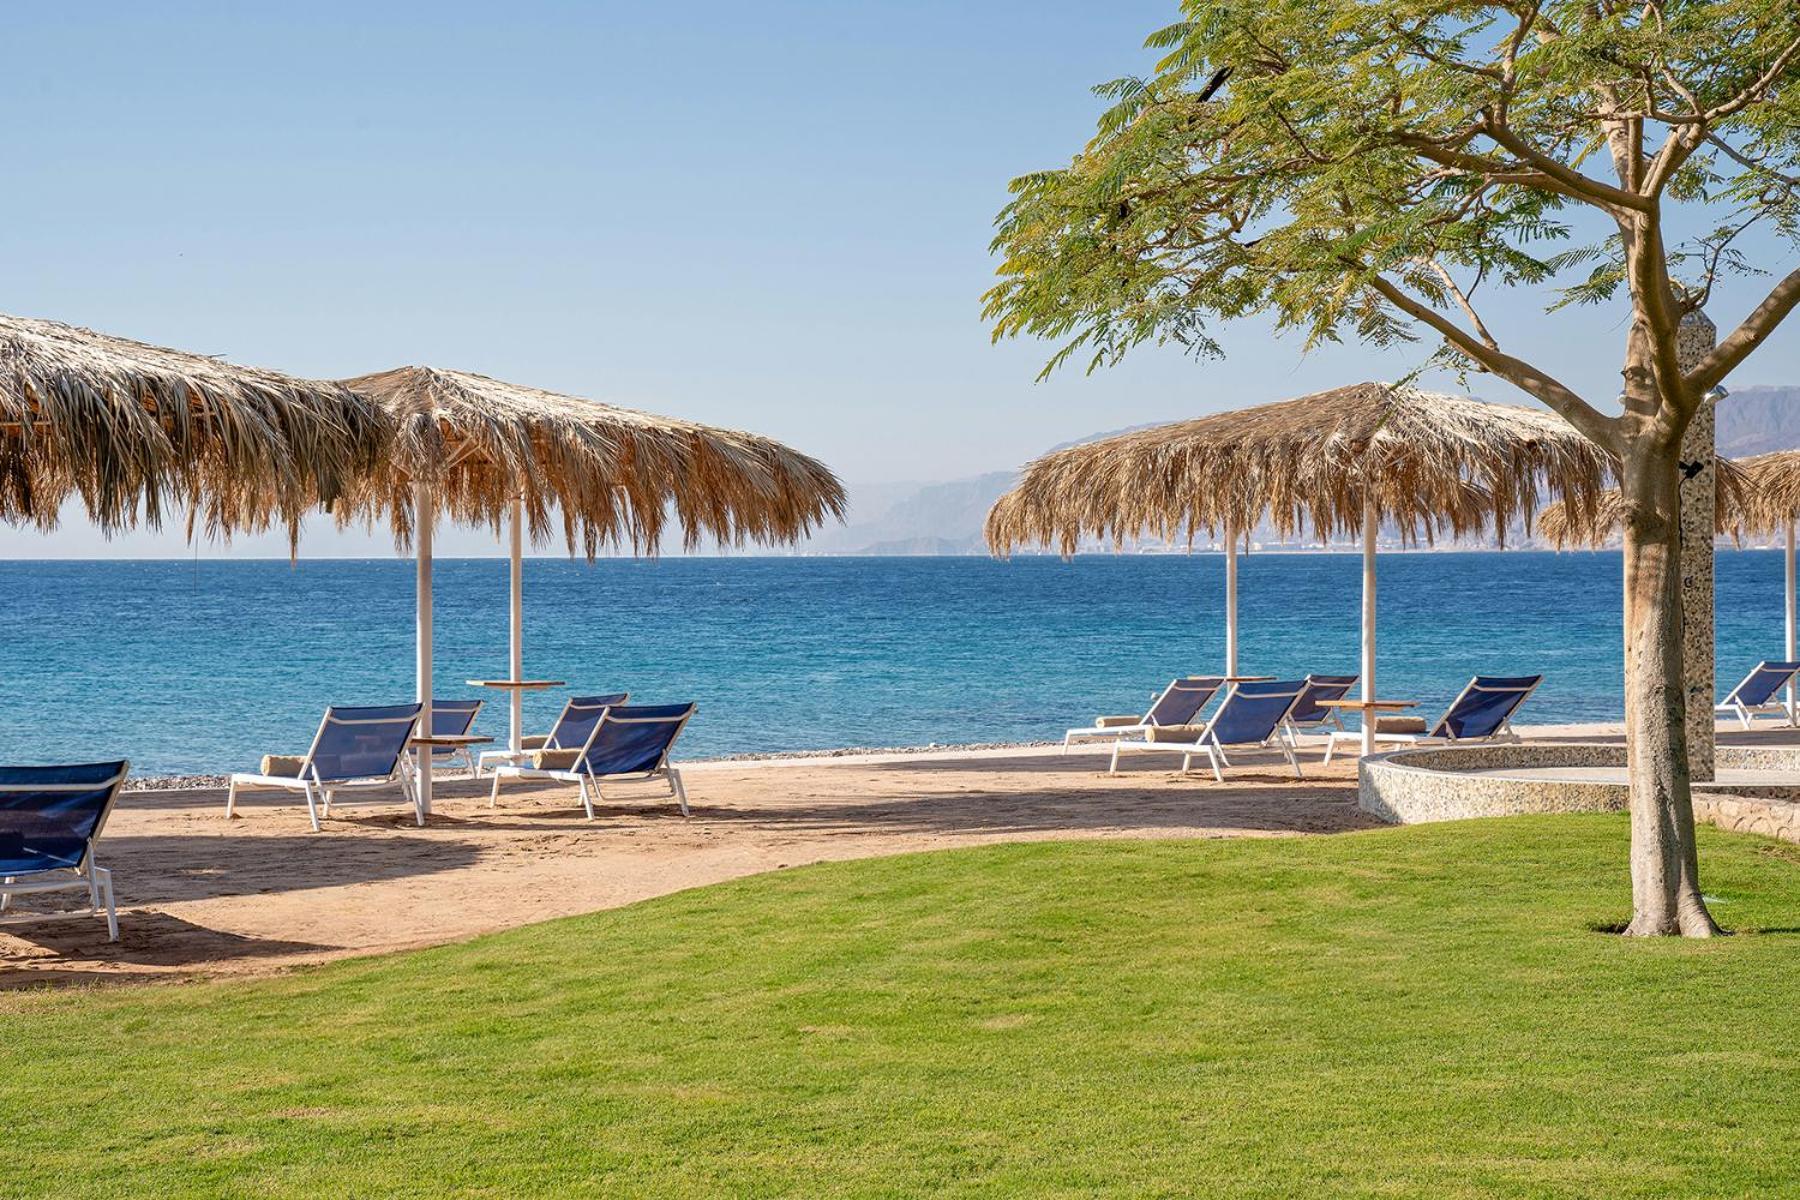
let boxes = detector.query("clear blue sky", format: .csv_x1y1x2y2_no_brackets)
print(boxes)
2,1,1796,555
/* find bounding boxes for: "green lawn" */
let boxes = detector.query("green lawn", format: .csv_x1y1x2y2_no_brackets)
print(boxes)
5,816,1800,1198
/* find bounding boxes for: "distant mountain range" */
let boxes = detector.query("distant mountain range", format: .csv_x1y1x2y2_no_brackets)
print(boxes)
810,387,1800,556
1716,385,1800,457
805,423,1164,556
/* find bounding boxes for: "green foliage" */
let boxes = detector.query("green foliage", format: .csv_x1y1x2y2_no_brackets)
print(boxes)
5,819,1800,1196
986,0,1800,384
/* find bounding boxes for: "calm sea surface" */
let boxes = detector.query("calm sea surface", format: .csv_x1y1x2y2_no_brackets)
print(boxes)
0,552,1787,774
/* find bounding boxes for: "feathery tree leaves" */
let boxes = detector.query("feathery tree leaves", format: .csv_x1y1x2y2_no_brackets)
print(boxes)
986,0,1800,452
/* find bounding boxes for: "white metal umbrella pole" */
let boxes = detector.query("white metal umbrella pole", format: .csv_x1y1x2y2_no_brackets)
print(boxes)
1360,497,1378,758
509,497,525,754
1787,514,1796,725
1224,517,1239,677
415,482,436,818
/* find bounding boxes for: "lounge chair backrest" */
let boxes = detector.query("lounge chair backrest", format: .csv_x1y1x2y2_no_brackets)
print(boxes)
1288,674,1359,725
0,761,129,875
427,698,484,758
1727,661,1800,708
576,703,696,776
546,693,630,750
1431,675,1542,740
1207,681,1307,746
1147,677,1226,725
305,704,423,783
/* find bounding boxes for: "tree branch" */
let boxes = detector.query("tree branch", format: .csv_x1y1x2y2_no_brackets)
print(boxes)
1687,266,1800,394
1705,31,1800,122
1398,134,1634,211
1365,274,1619,449
1479,115,1653,212
1641,123,1700,197
1420,260,1501,350
1691,209,1767,312
1703,134,1800,188
1620,221,1691,409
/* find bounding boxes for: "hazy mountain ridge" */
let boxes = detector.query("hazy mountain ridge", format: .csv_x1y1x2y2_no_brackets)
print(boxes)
808,472,1016,555
1716,385,1800,457
810,423,1169,556
816,389,1800,556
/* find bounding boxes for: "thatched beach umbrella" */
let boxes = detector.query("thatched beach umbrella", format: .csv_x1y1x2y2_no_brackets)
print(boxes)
1745,452,1800,709
2,312,386,538
339,366,845,811
987,383,1615,755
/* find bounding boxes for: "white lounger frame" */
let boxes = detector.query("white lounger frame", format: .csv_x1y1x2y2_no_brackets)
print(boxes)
1107,683,1307,781
1322,676,1540,764
1282,675,1359,739
1063,678,1224,752
475,694,625,776
226,709,421,832
1713,663,1800,730
486,706,692,820
0,761,127,942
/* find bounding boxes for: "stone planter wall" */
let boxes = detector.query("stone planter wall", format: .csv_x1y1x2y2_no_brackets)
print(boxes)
1359,743,1800,848
1695,795,1800,844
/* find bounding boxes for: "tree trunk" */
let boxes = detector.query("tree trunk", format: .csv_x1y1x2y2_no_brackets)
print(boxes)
1620,444,1721,937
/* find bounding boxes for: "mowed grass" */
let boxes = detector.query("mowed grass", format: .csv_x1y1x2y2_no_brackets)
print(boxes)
5,816,1800,1198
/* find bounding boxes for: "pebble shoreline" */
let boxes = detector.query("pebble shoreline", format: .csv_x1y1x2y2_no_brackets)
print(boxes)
119,740,1061,793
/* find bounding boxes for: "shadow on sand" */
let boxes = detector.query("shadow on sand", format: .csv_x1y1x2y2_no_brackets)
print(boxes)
1,910,331,989
682,748,1381,838
84,834,484,905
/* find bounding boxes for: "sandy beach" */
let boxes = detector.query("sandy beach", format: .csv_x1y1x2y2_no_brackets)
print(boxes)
0,741,1371,988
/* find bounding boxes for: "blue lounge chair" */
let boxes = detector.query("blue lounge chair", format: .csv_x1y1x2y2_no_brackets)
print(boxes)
1063,677,1227,751
1714,661,1800,729
1107,680,1308,780
1,760,129,942
475,692,628,776
418,698,485,777
1283,674,1360,737
1323,674,1542,763
487,702,695,819
227,703,423,831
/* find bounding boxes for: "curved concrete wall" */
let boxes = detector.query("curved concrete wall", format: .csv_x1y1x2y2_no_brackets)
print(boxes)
1359,744,1627,824
1360,744,1800,848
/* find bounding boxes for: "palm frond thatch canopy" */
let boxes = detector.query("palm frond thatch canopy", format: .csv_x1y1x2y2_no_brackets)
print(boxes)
1539,457,1755,548
986,383,1615,556
0,312,388,536
1741,450,1800,532
339,366,845,554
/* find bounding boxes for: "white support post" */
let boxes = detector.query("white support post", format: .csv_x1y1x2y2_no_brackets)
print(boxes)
415,483,435,818
1360,498,1378,758
509,497,525,754
1787,515,1796,725
1224,518,1239,678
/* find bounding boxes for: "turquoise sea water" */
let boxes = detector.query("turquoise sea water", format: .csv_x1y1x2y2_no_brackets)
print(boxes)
0,552,1787,774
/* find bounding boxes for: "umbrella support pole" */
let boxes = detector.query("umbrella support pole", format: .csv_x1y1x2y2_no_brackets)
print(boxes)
1224,518,1239,677
510,498,524,754
1788,514,1796,726
1360,499,1377,758
415,484,435,819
